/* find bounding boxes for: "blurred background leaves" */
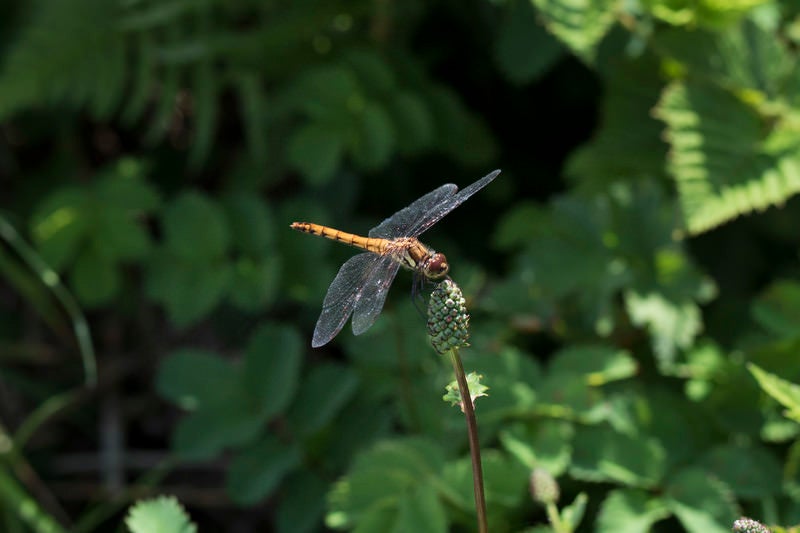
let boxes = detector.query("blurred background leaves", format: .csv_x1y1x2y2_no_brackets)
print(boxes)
4,0,800,532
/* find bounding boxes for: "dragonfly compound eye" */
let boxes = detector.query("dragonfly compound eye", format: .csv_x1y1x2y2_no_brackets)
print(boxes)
425,253,450,279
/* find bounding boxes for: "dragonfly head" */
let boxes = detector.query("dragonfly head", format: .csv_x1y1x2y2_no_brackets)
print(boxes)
424,252,450,280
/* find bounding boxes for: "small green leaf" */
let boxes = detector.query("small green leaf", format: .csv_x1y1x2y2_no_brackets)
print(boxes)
287,122,346,185
227,256,281,310
162,192,230,259
156,349,240,409
226,436,302,505
663,468,738,533
749,363,800,422
221,193,274,256
30,187,88,269
549,345,637,385
242,323,303,419
751,280,800,338
494,0,563,84
500,420,574,474
388,91,434,154
70,247,119,306
532,0,617,63
288,363,359,435
276,471,327,533
571,426,666,487
172,405,263,461
696,442,782,498
393,483,447,533
125,495,197,533
350,101,395,169
596,489,670,533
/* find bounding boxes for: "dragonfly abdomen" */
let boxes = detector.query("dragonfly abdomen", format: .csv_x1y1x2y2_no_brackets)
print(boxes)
290,222,387,254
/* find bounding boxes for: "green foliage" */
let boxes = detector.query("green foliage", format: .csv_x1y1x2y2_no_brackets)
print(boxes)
6,0,800,532
125,496,197,533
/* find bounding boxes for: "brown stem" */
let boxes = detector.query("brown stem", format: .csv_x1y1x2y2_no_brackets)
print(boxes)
448,348,487,533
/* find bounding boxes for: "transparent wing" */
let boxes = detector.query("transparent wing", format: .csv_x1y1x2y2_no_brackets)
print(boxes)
368,169,500,239
352,256,401,335
369,184,457,238
312,253,399,347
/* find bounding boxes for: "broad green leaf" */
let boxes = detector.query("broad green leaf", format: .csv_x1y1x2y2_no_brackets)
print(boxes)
94,159,160,211
226,436,302,505
350,101,395,170
654,81,800,234
276,471,328,533
291,64,361,119
571,426,666,487
288,362,359,435
566,54,668,188
495,0,563,84
342,49,396,96
171,406,264,461
221,193,274,256
227,256,281,311
500,420,574,474
388,91,434,154
751,280,800,338
696,442,782,498
70,246,119,306
242,323,303,419
156,349,240,409
30,187,88,269
162,192,230,259
532,0,617,63
548,345,637,384
287,122,347,185
125,496,197,533
328,438,446,520
596,489,670,533
145,251,232,327
624,291,702,363
748,363,800,423
392,483,447,533
663,468,738,533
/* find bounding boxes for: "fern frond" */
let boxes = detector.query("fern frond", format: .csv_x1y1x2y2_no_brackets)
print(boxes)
655,81,800,234
531,0,617,63
0,0,127,120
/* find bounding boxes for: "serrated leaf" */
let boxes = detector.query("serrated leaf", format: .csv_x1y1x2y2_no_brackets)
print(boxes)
532,0,617,63
162,192,230,259
596,489,670,533
624,291,702,363
226,436,302,505
654,81,800,234
287,122,347,185
125,496,197,533
242,323,303,419
663,468,738,533
495,0,563,84
288,363,359,435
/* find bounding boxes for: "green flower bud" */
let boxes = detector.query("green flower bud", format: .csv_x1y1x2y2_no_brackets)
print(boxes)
732,517,770,533
427,279,470,354
529,467,560,505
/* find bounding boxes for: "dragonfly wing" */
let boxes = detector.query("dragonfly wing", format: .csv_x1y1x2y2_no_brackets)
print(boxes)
352,256,401,335
369,184,458,238
313,253,380,347
407,169,501,237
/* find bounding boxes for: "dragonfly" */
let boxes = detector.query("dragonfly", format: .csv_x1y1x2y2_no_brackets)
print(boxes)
291,169,500,347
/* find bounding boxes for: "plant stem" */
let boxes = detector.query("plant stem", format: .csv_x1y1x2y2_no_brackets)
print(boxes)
448,347,487,533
